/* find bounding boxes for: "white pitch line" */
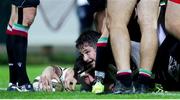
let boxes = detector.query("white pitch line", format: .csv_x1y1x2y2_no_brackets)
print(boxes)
0,88,7,91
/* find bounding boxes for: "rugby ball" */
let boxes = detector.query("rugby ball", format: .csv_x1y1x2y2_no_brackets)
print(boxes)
51,79,64,92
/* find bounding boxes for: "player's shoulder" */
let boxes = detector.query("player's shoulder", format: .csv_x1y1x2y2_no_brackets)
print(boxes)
50,65,64,78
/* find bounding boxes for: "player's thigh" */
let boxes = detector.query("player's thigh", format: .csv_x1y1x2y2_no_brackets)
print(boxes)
107,0,137,27
23,7,37,26
165,0,180,38
9,5,18,25
137,0,160,28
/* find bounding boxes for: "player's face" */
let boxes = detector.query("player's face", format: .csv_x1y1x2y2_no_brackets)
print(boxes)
79,43,96,68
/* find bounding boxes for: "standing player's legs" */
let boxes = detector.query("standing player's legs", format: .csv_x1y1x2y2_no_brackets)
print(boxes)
107,0,137,93
136,0,160,93
165,0,180,40
6,5,37,91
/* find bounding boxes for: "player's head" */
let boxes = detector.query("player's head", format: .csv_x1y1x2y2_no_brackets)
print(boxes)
76,30,100,67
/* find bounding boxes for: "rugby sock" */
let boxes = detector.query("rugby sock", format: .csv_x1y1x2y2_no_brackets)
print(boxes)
116,70,132,87
95,37,108,71
170,0,180,4
6,24,18,85
95,37,109,82
138,68,152,84
12,23,30,86
6,24,12,35
95,71,105,83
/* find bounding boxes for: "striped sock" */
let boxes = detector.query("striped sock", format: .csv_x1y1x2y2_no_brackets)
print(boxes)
11,23,30,85
116,70,132,87
138,68,152,84
11,23,29,37
96,37,108,47
95,37,109,71
139,68,152,77
117,70,132,76
6,24,12,34
6,25,18,84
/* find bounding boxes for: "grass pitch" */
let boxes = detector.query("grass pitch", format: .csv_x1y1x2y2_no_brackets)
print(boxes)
0,64,180,99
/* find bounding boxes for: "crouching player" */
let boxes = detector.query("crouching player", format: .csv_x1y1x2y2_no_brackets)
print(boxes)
32,65,77,92
6,0,40,91
74,31,117,92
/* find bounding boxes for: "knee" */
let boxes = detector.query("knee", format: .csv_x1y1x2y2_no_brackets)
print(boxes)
109,18,127,31
107,13,129,29
138,17,158,32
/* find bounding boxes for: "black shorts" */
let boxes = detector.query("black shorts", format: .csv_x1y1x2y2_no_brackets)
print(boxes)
88,0,107,12
11,0,40,8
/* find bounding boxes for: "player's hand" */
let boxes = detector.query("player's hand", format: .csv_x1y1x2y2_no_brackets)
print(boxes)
38,74,59,91
38,75,52,92
64,76,77,91
92,81,104,93
81,73,95,85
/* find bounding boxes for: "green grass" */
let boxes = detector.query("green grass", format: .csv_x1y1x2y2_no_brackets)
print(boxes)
1,91,180,99
1,64,180,99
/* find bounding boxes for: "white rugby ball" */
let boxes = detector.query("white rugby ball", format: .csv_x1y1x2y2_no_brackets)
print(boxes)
51,79,64,92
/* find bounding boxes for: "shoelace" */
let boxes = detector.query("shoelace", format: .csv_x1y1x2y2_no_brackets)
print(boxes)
153,84,168,93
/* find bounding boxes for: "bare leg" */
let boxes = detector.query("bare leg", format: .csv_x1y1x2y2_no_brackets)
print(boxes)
135,0,159,93
165,0,180,40
94,10,106,34
23,7,37,27
107,0,137,71
137,0,159,71
106,0,137,94
9,5,18,25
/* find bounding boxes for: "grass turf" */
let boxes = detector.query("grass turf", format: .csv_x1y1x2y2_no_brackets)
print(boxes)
0,64,180,99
